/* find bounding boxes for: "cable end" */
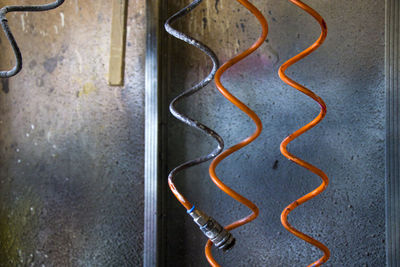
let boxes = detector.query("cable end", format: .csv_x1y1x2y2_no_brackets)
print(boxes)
188,208,235,251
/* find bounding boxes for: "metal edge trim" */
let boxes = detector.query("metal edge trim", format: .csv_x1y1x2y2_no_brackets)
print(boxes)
385,0,400,265
144,0,161,266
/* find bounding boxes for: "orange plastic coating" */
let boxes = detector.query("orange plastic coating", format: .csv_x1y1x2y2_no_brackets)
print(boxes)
168,179,192,210
278,1,330,266
204,1,268,266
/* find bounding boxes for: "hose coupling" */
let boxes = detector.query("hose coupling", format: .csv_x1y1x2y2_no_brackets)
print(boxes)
188,208,235,251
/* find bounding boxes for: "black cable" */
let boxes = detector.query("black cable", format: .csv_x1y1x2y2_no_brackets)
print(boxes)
0,0,65,78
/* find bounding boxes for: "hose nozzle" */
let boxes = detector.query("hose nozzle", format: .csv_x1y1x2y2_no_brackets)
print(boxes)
189,208,235,251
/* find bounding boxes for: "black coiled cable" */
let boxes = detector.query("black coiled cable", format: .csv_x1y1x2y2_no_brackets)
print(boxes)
0,0,65,78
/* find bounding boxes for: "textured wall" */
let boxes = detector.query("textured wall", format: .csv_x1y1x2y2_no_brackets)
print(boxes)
165,0,385,266
0,0,145,266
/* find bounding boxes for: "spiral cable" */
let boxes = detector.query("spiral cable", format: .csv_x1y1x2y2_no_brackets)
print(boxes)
165,0,224,212
204,1,268,266
278,1,330,266
0,0,65,78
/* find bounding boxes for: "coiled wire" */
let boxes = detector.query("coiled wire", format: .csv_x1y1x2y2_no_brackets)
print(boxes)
165,0,224,211
278,1,330,266
0,0,65,78
204,1,268,266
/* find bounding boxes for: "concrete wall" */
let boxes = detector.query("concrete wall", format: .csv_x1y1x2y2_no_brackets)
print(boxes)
165,0,385,266
0,0,145,265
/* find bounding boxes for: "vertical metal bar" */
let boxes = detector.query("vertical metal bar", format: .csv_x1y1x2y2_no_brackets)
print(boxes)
144,0,162,266
385,0,391,265
386,0,400,265
159,0,169,265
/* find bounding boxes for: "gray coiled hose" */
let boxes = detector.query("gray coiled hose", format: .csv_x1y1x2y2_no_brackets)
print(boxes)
165,0,236,251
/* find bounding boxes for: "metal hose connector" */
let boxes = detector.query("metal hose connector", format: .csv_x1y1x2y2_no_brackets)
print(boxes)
189,208,235,251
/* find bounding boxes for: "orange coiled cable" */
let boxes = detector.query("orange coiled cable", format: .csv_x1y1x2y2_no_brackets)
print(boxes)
278,1,329,266
204,1,268,266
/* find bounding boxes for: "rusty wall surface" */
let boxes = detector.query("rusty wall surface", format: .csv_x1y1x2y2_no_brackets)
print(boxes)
0,0,145,266
165,0,385,266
